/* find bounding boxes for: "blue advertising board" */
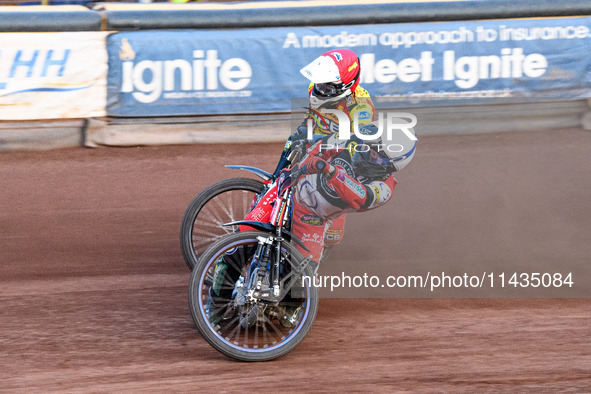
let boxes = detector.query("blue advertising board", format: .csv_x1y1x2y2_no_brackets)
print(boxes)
107,16,591,116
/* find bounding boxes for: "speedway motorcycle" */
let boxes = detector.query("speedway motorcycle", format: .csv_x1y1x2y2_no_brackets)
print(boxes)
185,160,319,361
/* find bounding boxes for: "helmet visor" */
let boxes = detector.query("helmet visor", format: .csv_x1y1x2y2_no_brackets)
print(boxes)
313,82,345,97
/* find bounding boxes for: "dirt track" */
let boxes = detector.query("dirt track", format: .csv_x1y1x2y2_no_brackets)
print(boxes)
1,128,590,391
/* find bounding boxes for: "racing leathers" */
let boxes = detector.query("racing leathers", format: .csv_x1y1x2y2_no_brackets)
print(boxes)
271,85,376,256
289,133,397,262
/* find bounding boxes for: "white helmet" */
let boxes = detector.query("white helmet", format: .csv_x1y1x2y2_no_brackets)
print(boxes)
300,49,361,108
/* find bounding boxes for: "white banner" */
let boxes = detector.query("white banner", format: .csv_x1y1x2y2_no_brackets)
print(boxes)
0,32,108,120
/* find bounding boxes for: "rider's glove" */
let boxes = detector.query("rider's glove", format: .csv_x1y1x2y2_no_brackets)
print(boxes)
302,157,335,177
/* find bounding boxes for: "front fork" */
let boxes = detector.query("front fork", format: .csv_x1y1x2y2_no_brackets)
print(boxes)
245,234,283,301
242,187,309,303
235,234,281,328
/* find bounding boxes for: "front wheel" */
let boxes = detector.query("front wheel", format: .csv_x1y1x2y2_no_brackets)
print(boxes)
180,177,265,270
188,231,318,361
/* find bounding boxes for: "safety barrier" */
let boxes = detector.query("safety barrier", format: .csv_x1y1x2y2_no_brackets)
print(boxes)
0,9,101,32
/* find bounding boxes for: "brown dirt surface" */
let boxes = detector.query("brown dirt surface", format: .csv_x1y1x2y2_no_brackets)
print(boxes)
1,128,589,392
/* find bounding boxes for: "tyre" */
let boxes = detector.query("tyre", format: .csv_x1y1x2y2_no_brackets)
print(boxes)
180,177,265,270
188,231,318,362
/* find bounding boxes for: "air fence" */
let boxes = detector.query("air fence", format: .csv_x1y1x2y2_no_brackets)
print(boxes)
0,0,590,150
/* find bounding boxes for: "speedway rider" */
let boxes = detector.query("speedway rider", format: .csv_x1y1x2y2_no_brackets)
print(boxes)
207,49,416,324
275,48,416,262
272,48,376,261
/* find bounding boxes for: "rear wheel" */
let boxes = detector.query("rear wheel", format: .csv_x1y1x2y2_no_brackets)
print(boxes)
180,178,265,270
188,231,318,361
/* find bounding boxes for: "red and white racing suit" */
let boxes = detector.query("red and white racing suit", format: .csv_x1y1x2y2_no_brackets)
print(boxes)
294,85,376,253
242,85,392,263
290,136,397,262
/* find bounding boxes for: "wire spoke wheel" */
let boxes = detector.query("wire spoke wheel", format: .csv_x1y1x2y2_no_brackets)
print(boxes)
188,231,318,361
180,178,265,270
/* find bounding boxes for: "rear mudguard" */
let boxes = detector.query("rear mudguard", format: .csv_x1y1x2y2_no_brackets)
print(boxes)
225,165,272,181
223,220,310,252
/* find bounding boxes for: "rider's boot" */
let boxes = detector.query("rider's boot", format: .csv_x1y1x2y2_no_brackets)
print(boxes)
205,257,236,325
279,258,319,328
280,305,303,328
